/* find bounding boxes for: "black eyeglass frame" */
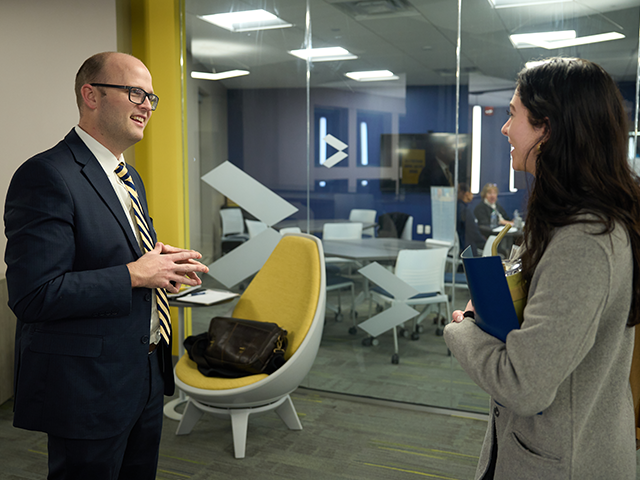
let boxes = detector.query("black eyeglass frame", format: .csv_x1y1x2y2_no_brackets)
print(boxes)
89,83,159,110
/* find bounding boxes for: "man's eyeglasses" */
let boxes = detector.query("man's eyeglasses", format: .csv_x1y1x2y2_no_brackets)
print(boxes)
90,83,159,111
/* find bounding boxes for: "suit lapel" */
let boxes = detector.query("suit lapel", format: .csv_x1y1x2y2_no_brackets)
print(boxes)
63,130,143,257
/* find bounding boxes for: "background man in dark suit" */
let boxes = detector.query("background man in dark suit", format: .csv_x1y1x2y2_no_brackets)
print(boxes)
4,52,209,479
417,134,468,191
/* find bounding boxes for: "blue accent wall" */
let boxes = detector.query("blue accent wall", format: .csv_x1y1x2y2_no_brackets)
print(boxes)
400,84,470,134
226,80,636,240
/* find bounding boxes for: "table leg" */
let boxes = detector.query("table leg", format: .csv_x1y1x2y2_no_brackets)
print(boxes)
163,305,188,421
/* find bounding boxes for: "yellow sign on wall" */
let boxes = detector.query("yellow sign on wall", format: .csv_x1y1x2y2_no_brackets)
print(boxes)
401,149,425,185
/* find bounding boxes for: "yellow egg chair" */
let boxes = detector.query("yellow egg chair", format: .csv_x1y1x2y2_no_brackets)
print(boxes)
173,233,326,458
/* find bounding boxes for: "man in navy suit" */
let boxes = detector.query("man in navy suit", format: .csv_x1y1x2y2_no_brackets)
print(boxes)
4,52,209,479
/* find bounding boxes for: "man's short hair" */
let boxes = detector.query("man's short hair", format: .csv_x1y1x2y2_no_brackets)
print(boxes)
74,52,114,112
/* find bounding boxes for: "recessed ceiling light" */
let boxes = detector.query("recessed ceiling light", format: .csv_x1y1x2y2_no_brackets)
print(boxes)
488,0,572,8
288,47,358,62
525,60,552,69
510,30,575,48
345,70,399,82
510,30,624,49
198,9,292,32
191,70,250,81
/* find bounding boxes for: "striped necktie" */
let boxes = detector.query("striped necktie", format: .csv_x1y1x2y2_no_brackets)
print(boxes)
115,162,171,346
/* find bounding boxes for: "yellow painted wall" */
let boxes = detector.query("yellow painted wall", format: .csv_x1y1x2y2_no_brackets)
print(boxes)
130,0,192,350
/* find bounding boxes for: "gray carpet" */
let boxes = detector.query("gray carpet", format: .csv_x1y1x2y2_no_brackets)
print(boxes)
0,391,488,479
4,276,640,478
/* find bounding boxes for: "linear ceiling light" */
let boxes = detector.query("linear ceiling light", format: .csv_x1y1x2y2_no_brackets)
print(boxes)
488,0,572,8
288,47,357,62
345,70,399,82
191,70,250,81
510,30,624,49
198,9,292,32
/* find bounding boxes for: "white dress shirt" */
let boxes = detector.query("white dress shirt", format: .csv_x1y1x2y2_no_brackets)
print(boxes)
74,126,161,345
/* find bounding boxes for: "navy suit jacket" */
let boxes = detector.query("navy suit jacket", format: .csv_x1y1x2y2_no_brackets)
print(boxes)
4,129,175,440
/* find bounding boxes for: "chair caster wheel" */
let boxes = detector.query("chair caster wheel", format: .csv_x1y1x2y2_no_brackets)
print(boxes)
399,328,410,338
411,332,420,341
416,325,425,334
391,354,399,364
335,313,343,322
435,327,443,336
349,326,358,335
362,337,372,346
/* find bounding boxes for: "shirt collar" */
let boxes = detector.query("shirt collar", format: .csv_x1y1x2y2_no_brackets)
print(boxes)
484,198,496,209
74,125,124,173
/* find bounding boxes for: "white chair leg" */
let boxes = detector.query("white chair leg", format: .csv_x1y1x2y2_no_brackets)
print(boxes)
230,409,250,459
275,395,302,431
175,399,204,435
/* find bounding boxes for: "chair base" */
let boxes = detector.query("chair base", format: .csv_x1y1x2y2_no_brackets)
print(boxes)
175,394,302,459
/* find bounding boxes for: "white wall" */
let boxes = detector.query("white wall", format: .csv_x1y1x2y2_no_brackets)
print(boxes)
0,0,119,277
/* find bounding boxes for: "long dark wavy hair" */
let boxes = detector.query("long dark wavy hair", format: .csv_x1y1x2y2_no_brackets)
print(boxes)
517,57,640,326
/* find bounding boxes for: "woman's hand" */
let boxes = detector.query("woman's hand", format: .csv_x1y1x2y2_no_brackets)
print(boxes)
452,300,475,323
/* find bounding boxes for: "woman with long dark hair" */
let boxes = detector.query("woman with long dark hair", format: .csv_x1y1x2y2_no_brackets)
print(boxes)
445,57,640,479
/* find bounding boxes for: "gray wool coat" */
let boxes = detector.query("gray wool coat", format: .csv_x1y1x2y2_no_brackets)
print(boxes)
445,221,636,479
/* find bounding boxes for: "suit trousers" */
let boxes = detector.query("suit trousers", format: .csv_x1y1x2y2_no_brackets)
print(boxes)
47,348,165,480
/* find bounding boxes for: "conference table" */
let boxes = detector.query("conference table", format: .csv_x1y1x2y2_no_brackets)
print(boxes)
274,218,376,234
322,237,428,262
322,237,434,313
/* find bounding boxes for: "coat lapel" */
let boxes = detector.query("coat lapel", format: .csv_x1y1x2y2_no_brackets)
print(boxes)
63,130,143,257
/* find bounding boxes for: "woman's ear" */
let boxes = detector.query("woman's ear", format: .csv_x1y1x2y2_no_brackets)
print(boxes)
542,117,551,142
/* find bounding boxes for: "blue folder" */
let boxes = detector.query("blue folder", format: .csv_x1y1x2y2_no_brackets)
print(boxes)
461,246,520,342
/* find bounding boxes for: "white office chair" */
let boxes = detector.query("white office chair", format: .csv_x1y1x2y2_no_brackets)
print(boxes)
348,209,376,237
220,208,249,254
367,248,451,363
322,222,362,328
279,227,301,234
426,235,460,318
326,273,356,325
400,215,413,240
377,212,413,240
245,219,268,238
322,222,363,271
323,222,363,240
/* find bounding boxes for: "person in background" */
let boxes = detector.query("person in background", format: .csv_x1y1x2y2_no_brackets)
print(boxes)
445,57,640,479
474,183,513,234
4,52,209,479
418,135,457,189
457,183,486,256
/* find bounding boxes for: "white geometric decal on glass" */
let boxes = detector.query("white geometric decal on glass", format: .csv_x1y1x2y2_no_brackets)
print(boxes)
207,229,282,289
201,161,298,287
322,134,348,168
355,262,420,338
202,161,297,226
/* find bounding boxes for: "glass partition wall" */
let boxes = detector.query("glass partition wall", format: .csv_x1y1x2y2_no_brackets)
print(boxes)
184,0,640,414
